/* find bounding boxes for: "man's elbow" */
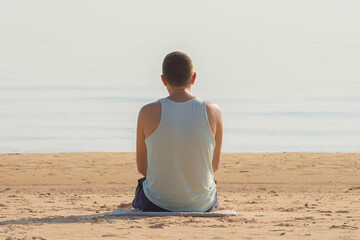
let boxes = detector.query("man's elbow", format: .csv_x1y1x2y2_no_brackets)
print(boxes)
213,164,219,173
212,157,220,173
137,166,147,177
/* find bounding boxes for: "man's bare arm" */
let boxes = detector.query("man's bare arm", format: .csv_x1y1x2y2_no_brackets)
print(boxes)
212,105,223,172
136,107,147,176
206,102,223,172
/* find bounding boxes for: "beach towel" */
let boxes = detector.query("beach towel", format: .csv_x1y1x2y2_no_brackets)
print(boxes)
108,208,237,217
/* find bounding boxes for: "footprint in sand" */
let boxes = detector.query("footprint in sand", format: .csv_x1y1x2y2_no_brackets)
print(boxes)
345,186,360,193
335,210,350,214
275,223,294,227
149,223,166,229
294,216,315,221
330,225,358,230
317,210,332,213
101,234,118,237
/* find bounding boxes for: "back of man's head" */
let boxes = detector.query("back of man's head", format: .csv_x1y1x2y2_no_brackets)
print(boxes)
162,51,194,87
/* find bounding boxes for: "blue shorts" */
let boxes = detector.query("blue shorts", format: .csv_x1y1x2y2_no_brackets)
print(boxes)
132,177,219,212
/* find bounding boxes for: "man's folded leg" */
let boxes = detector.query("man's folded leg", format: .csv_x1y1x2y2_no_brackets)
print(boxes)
132,177,169,212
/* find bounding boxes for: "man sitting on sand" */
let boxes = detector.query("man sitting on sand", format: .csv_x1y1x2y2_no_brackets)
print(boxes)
132,51,223,212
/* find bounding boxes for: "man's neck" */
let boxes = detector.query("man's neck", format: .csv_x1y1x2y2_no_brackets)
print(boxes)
167,87,195,102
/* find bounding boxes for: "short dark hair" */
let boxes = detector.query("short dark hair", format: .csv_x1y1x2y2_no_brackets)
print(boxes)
162,51,194,87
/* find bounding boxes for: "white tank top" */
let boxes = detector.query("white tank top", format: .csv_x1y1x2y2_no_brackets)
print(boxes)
142,97,216,212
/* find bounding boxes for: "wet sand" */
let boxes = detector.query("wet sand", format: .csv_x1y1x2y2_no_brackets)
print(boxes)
0,152,359,239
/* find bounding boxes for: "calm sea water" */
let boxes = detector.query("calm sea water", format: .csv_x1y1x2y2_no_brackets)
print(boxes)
1,1,359,153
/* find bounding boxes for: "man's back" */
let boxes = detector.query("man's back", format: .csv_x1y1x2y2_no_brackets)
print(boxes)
140,96,218,211
138,95,223,173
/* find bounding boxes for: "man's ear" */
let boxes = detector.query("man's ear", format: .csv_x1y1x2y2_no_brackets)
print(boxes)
190,72,196,85
161,75,168,86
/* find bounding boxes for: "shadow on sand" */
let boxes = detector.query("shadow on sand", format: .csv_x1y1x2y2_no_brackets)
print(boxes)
0,211,149,225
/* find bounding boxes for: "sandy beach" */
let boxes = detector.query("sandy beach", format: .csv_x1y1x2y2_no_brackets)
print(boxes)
0,152,359,239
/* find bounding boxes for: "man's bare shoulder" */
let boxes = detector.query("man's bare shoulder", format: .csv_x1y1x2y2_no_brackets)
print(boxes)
205,100,222,115
138,100,161,119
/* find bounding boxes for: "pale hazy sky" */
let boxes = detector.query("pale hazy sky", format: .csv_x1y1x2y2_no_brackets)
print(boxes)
1,0,360,98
